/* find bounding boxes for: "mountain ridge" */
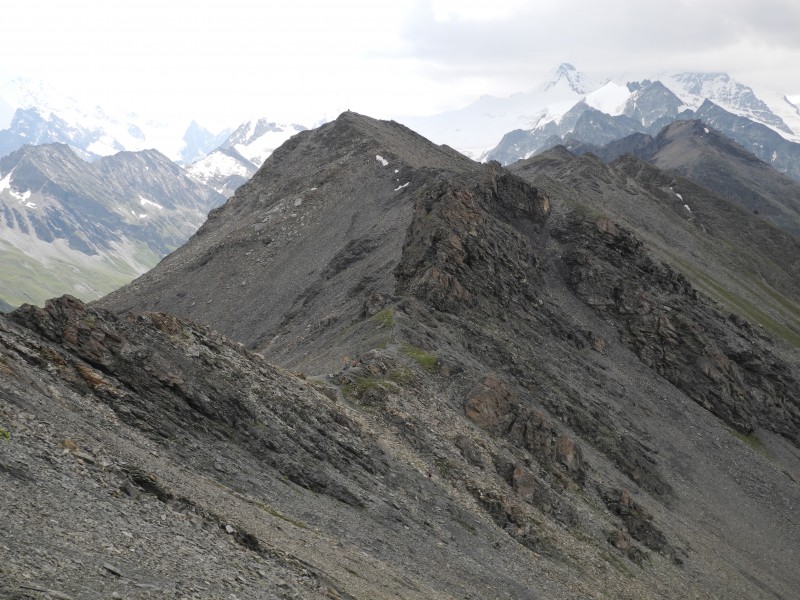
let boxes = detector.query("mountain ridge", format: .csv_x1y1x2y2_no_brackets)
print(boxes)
2,111,799,599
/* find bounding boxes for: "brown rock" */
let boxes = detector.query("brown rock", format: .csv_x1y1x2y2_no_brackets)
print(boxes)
512,465,537,502
596,216,618,236
590,333,607,354
554,435,584,477
608,529,631,551
464,375,517,432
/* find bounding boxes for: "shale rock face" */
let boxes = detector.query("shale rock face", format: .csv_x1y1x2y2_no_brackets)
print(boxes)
9,296,382,506
396,165,548,314
3,113,800,599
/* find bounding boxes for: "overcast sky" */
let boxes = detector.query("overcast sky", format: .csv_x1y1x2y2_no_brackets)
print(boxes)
2,0,799,130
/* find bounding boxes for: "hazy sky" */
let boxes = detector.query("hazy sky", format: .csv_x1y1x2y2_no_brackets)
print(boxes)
2,0,799,130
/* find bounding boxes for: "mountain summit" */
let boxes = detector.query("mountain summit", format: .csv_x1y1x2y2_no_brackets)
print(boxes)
542,63,598,95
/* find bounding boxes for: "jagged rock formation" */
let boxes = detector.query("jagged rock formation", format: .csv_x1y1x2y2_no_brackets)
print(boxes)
2,113,799,599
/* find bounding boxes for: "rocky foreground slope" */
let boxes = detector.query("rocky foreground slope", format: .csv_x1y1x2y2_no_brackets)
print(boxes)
2,112,799,599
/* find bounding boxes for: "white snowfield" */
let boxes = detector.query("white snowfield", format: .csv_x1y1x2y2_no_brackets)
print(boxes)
0,170,32,205
224,120,308,168
188,152,253,182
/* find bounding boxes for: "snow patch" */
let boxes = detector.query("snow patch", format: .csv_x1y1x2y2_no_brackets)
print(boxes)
675,192,683,200
0,171,33,204
139,196,163,210
584,81,631,116
394,182,409,191
376,155,389,167
703,127,709,134
683,204,691,212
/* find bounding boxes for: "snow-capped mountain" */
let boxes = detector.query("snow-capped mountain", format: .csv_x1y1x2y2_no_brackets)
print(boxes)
543,62,599,95
477,69,800,179
397,66,800,169
187,147,259,198
0,78,228,163
220,118,308,167
0,143,225,307
187,119,308,196
397,63,601,160
660,72,798,140
622,80,685,128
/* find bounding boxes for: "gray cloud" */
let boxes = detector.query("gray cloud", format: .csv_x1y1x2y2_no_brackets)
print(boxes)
399,0,800,92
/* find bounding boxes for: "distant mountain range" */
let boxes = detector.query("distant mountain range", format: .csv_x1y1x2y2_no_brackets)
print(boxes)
0,143,224,307
0,78,233,163
4,66,800,178
0,79,315,308
399,64,800,182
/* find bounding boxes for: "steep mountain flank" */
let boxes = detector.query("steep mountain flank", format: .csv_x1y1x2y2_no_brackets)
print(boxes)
510,146,800,349
634,119,800,235
4,113,799,598
691,100,800,180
